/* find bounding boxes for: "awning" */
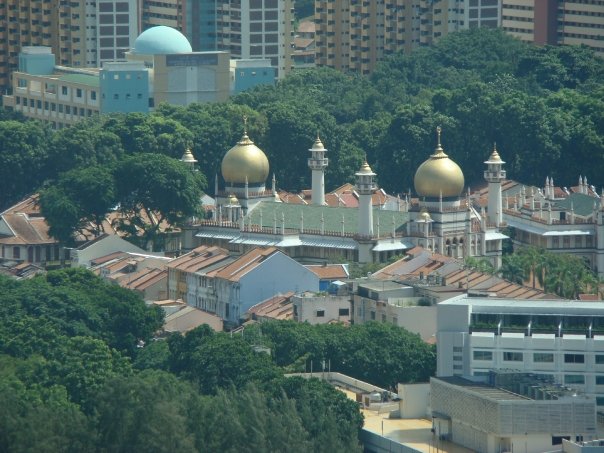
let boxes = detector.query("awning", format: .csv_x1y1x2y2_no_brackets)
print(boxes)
229,237,278,246
506,219,592,236
542,230,592,236
484,232,509,241
372,239,414,252
300,238,358,250
195,230,240,240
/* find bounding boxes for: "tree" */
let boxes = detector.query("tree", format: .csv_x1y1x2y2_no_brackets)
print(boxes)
0,120,51,209
113,154,207,250
499,254,526,285
40,166,117,244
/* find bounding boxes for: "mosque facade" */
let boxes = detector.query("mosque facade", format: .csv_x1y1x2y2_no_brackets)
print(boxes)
183,123,507,266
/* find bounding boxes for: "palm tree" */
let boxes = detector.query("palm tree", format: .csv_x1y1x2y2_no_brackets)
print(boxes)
499,254,526,285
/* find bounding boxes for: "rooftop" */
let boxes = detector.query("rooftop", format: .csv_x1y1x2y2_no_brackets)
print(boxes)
434,376,530,401
58,73,100,87
247,201,408,236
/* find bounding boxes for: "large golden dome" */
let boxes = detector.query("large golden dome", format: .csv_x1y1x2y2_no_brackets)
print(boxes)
414,127,464,198
221,132,269,185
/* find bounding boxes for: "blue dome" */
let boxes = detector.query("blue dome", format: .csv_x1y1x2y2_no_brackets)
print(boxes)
133,26,192,55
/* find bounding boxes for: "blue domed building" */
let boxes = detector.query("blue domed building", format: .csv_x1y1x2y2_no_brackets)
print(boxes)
132,26,193,55
124,26,230,106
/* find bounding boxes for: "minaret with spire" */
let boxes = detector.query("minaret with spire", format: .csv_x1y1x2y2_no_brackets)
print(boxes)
308,134,328,205
484,143,506,227
356,158,376,238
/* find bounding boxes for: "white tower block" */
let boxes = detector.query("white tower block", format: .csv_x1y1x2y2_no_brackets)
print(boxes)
308,135,328,205
356,159,376,237
484,144,506,227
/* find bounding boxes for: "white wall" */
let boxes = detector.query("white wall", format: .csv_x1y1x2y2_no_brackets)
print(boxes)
71,235,146,267
398,383,430,418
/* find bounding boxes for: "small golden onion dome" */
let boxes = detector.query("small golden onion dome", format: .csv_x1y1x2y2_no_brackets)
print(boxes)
414,127,465,198
227,193,239,206
419,208,432,222
311,135,325,151
221,132,270,185
181,148,197,164
357,160,375,175
485,143,505,164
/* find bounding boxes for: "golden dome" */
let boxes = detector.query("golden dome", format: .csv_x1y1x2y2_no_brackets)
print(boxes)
311,135,325,151
227,193,239,205
221,132,269,185
357,159,375,175
181,148,197,164
485,143,505,164
419,208,432,222
414,127,465,198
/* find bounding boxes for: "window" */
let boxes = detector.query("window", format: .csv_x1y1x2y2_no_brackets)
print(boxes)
596,376,604,385
338,308,349,316
564,374,585,385
76,88,82,98
473,351,493,361
91,91,96,100
565,354,585,364
370,311,376,320
503,352,523,362
596,355,604,364
597,397,604,406
534,353,554,363
316,310,325,318
13,247,20,259
61,86,68,95
65,105,71,114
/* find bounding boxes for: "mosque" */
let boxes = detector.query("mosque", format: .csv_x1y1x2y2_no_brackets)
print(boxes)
182,122,507,266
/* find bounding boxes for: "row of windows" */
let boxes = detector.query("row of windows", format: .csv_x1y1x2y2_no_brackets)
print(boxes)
474,351,604,364
15,96,96,117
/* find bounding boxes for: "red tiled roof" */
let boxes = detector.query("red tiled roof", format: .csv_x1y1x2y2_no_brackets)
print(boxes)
214,247,279,282
305,264,349,280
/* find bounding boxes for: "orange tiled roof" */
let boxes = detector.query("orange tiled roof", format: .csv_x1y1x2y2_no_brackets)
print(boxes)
167,245,230,273
214,247,278,282
305,264,349,280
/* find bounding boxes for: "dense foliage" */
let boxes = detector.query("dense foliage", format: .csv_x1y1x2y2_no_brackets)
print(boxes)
2,29,603,214
3,270,445,451
498,246,600,299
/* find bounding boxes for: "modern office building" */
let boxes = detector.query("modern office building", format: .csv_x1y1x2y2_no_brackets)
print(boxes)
230,59,276,94
140,0,294,78
3,27,231,126
99,62,150,113
315,0,500,75
502,0,604,56
437,295,604,412
0,0,138,93
431,374,597,453
2,47,149,128
126,25,230,105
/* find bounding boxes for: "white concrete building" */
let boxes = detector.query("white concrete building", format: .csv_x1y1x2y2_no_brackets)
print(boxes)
431,375,597,453
437,295,604,410
292,292,350,324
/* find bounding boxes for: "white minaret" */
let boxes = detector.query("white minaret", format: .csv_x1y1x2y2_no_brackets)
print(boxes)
484,143,506,227
356,159,376,237
308,135,328,205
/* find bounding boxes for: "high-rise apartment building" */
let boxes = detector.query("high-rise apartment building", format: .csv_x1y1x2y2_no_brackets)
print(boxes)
0,0,138,93
141,1,293,78
142,0,183,30
315,0,500,75
502,0,604,56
